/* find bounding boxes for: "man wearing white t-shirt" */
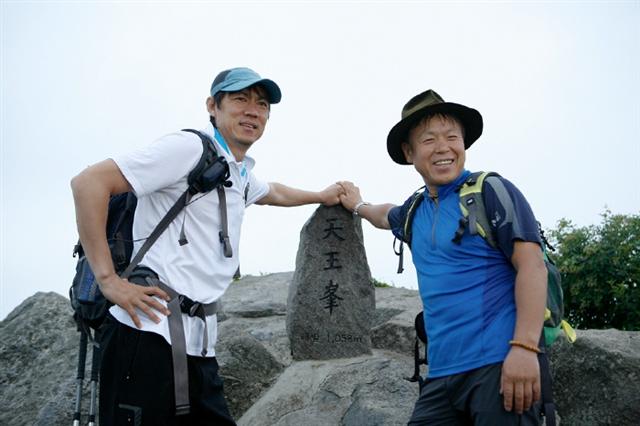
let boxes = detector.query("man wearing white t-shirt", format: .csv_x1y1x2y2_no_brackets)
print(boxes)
71,67,342,425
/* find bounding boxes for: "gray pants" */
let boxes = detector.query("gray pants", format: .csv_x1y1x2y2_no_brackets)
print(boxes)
408,363,542,426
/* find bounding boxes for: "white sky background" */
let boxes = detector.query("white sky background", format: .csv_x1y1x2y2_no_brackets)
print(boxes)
1,1,639,320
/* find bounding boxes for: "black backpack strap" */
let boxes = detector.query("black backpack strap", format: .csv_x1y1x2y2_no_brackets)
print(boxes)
181,129,233,258
121,189,190,279
403,188,426,247
217,185,232,257
395,187,426,274
538,335,556,426
393,237,405,274
406,312,428,390
406,336,422,385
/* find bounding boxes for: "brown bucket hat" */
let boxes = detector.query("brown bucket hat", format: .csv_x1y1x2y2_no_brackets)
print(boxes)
386,89,483,165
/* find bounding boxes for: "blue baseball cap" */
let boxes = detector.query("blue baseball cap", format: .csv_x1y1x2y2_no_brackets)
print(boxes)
210,67,282,104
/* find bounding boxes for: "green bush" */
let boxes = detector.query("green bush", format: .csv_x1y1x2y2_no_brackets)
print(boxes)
371,278,392,288
549,210,640,330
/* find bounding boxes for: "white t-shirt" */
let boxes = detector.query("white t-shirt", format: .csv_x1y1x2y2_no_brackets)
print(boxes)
110,123,270,356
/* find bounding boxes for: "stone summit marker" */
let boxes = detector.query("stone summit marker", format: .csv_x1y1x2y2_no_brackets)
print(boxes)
287,205,375,360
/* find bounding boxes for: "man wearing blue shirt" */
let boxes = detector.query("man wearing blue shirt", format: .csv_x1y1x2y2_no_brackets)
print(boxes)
338,89,547,425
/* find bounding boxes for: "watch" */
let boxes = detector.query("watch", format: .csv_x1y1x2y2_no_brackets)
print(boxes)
353,201,371,217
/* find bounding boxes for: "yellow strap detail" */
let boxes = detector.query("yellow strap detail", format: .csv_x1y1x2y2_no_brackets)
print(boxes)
459,171,490,197
561,320,577,343
544,308,551,321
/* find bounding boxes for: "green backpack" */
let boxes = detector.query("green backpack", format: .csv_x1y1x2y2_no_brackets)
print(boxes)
395,171,576,347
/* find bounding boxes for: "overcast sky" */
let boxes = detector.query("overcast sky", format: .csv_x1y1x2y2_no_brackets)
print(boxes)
2,1,639,320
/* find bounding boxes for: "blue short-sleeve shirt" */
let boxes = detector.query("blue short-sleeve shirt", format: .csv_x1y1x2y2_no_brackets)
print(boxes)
388,170,541,378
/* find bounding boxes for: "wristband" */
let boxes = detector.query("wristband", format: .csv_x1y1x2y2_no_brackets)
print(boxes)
509,340,542,354
353,201,371,217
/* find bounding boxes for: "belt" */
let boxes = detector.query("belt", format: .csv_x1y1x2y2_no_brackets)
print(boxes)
144,276,218,416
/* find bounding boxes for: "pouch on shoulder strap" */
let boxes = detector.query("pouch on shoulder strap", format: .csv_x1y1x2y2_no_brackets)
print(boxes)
453,171,501,247
182,129,231,195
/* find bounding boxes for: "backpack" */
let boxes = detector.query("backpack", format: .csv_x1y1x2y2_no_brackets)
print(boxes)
69,128,231,424
398,171,575,426
396,171,576,347
70,129,230,335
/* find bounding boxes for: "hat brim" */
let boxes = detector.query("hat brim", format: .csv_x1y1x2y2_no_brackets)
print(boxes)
220,78,282,104
386,102,483,165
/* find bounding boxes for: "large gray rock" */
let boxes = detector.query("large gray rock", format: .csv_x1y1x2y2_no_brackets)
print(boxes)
238,352,418,426
219,272,294,367
287,205,375,360
216,334,285,419
548,329,640,426
0,292,90,426
216,274,294,419
372,287,424,356
219,272,291,320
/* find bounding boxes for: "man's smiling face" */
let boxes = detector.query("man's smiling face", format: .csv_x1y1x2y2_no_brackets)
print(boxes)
210,85,270,150
401,114,466,193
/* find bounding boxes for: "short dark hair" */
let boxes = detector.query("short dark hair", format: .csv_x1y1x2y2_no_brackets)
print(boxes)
209,92,226,128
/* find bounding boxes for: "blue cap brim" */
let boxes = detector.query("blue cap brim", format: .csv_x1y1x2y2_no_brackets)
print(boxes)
218,78,281,104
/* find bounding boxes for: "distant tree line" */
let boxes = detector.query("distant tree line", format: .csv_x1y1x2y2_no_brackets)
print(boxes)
549,210,640,331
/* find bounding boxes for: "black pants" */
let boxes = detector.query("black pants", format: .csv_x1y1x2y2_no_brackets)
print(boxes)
99,315,236,426
408,363,542,426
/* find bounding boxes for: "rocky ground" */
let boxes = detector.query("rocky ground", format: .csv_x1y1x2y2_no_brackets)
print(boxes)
1,272,639,425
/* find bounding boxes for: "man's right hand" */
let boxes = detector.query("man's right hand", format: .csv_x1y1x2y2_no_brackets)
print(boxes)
337,181,395,230
99,274,171,328
336,181,363,212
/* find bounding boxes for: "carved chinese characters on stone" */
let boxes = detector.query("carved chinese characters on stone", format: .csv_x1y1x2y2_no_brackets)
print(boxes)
287,205,375,360
320,279,343,315
323,218,345,241
323,251,342,271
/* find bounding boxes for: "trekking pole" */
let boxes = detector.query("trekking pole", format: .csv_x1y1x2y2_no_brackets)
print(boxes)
73,330,88,426
87,328,102,426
